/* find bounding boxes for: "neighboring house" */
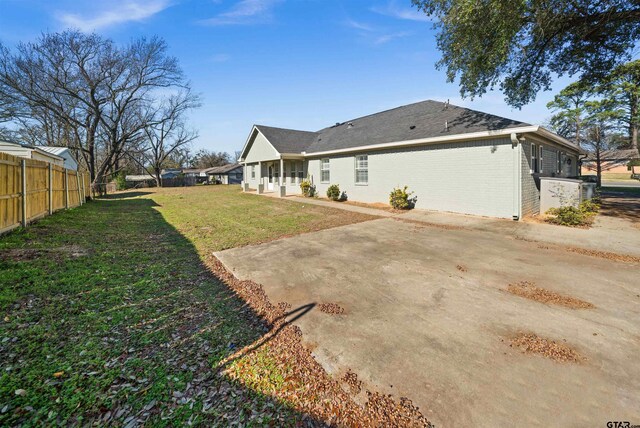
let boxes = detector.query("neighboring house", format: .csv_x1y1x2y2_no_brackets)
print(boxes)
239,100,581,219
182,168,209,184
205,164,244,184
0,140,65,167
160,168,182,179
581,149,639,177
39,146,79,171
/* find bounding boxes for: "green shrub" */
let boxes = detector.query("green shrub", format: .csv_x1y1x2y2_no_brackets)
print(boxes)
300,179,316,197
115,173,127,191
389,186,416,209
579,199,600,214
546,199,599,227
326,184,341,201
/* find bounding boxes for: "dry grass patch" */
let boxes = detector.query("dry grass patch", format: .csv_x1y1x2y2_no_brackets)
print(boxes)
507,281,595,309
393,217,466,231
509,333,584,363
564,246,640,264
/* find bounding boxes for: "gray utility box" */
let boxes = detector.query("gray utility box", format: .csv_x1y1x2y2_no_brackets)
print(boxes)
539,177,596,213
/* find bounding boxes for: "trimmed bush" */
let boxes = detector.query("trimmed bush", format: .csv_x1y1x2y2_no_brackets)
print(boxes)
326,184,341,201
300,179,316,197
389,185,416,210
546,199,599,227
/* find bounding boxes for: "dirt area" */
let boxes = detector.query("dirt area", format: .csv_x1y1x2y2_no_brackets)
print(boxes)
508,333,584,363
0,245,89,262
507,281,595,309
216,216,640,427
340,199,402,213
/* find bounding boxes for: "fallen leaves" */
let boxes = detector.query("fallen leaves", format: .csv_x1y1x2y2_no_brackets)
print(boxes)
509,333,584,363
318,303,345,315
507,281,595,309
208,256,433,427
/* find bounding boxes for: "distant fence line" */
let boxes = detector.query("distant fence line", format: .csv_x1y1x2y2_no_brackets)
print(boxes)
0,152,90,234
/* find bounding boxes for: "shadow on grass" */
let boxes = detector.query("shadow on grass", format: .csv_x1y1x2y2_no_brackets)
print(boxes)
0,195,321,426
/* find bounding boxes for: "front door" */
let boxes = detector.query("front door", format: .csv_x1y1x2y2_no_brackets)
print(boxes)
267,165,274,191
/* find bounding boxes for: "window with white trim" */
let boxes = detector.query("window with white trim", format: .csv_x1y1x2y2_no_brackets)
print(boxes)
251,165,255,179
538,145,544,173
298,162,304,181
290,162,297,184
556,151,562,174
320,158,330,183
530,144,538,173
355,155,368,184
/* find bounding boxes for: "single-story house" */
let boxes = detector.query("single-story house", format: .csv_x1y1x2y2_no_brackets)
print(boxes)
239,100,581,219
581,149,639,177
182,168,209,184
39,146,79,170
204,164,243,184
0,140,65,167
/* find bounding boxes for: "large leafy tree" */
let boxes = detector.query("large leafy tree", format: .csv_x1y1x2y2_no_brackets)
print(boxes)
581,99,626,186
412,0,640,108
599,60,640,151
546,82,592,147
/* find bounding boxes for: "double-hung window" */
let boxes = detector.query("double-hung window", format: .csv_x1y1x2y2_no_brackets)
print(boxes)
538,145,544,173
320,158,330,183
251,165,255,179
531,144,539,173
290,162,297,184
557,151,562,174
355,155,368,185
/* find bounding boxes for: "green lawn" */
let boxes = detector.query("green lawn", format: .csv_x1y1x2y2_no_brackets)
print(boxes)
0,186,376,426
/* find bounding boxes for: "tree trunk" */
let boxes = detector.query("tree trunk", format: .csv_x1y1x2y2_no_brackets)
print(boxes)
630,93,638,151
595,149,602,188
154,166,162,188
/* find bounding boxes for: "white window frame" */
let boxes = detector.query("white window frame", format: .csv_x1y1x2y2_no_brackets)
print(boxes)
297,162,304,182
290,161,297,185
320,158,330,183
355,155,368,185
538,145,544,173
530,144,537,173
251,165,255,179
557,151,562,174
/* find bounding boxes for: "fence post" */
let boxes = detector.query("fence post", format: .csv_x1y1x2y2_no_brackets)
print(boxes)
81,173,86,202
64,169,69,209
76,172,82,206
21,159,27,227
48,163,53,215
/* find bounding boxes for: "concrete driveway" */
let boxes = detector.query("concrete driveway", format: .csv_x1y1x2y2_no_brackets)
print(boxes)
216,214,640,427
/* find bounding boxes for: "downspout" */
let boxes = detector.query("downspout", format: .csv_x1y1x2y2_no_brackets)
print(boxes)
510,133,522,220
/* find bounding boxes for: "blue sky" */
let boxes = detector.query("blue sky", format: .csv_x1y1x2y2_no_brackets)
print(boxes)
0,0,573,154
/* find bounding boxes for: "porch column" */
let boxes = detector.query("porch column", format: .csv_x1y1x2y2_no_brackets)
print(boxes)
257,161,263,194
279,158,284,187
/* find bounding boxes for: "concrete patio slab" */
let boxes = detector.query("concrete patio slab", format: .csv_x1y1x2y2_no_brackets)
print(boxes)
216,217,640,427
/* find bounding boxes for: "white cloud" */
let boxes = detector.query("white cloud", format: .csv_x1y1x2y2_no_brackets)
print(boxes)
200,0,282,26
374,31,411,45
371,1,432,22
57,0,170,32
344,19,374,32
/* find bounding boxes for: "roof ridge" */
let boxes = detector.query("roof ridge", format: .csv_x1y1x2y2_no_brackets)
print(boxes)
316,100,446,131
255,124,318,134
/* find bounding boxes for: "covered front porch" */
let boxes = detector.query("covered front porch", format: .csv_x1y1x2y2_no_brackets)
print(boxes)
242,156,306,197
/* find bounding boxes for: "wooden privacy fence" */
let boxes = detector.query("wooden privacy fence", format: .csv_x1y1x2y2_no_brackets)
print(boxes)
0,152,90,234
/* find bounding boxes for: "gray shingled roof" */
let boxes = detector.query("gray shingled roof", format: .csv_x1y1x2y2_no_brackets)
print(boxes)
254,100,529,154
204,163,243,174
254,125,319,153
